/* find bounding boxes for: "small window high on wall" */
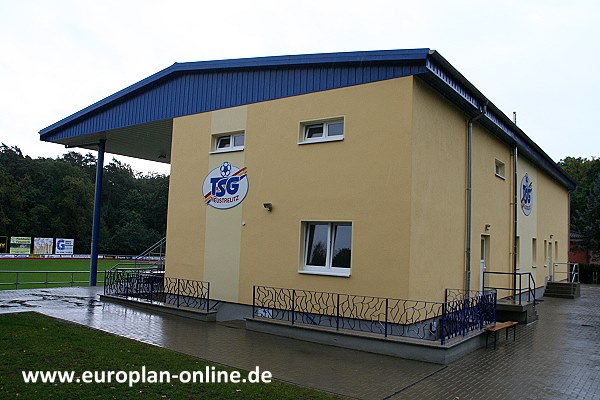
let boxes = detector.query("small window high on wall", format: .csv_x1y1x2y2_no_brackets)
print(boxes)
300,118,344,144
212,132,245,153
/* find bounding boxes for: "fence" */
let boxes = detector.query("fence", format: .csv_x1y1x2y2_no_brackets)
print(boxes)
552,263,579,283
104,266,210,312
0,270,107,289
484,271,536,305
252,286,496,345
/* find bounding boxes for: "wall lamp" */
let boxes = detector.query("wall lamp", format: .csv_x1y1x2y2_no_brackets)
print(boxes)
263,203,273,212
485,224,491,232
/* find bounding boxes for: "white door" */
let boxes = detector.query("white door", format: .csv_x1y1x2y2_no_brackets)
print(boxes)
480,236,487,292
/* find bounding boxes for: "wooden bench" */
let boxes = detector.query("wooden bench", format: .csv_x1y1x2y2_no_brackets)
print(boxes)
485,321,518,349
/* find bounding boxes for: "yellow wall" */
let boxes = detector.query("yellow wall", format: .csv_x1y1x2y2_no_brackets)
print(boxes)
165,112,211,281
469,123,514,296
409,79,468,301
536,160,570,284
238,78,414,304
203,107,246,301
165,75,571,306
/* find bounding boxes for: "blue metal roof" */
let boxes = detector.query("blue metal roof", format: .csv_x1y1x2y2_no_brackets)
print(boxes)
39,48,575,190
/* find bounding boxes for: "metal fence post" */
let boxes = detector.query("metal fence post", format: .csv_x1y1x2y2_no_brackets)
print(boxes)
335,293,340,331
291,289,296,326
45,272,49,288
15,272,19,289
206,281,210,312
385,298,389,338
441,302,446,345
463,298,468,336
518,276,522,305
252,285,256,318
177,279,180,308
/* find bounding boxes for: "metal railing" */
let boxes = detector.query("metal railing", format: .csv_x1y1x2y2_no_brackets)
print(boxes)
104,266,210,312
134,237,166,270
0,270,107,289
252,285,496,345
552,262,579,283
483,271,536,305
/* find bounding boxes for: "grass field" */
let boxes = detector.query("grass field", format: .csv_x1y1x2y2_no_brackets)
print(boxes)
0,312,338,400
0,258,124,289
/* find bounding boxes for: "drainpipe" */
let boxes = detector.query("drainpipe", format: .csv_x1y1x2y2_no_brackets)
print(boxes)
513,147,518,299
466,101,488,292
90,139,106,286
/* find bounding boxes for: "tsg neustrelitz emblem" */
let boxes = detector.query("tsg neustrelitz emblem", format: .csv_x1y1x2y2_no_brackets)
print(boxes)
520,173,533,216
202,162,248,209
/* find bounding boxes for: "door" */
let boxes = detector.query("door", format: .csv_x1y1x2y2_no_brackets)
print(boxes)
480,236,488,292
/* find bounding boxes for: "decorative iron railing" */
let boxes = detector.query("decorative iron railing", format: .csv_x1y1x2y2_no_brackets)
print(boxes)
441,289,497,343
104,266,209,312
252,286,496,345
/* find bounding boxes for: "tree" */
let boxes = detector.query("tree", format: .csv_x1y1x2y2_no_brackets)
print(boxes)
0,144,169,255
581,174,600,252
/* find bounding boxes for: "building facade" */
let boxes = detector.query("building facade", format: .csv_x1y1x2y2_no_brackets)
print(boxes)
40,49,575,307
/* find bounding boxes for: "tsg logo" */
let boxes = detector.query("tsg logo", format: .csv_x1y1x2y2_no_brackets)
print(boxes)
202,162,248,209
520,173,533,216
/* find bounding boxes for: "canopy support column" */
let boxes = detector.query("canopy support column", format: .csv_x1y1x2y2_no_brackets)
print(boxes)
90,139,106,286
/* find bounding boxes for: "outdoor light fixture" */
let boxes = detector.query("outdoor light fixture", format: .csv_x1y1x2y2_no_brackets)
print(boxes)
485,224,491,232
263,203,273,212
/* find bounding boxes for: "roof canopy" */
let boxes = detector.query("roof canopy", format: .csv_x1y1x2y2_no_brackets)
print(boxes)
39,48,575,190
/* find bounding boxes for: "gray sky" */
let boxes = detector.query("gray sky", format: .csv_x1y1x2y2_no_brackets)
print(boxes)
1,0,598,174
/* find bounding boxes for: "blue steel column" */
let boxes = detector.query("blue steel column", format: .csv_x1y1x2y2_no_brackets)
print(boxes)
90,139,106,286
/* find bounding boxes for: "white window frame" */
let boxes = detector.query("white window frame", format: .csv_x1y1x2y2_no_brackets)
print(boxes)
211,131,245,153
494,159,506,179
299,221,352,277
299,118,345,144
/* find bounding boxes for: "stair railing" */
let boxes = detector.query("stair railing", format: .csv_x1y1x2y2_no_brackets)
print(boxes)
483,271,536,306
134,237,166,270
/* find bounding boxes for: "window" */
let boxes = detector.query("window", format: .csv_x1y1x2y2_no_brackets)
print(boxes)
300,119,344,144
212,132,244,153
532,238,537,268
302,222,352,276
495,159,505,179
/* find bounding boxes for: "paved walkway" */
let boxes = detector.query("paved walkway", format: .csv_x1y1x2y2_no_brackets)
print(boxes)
1,285,599,399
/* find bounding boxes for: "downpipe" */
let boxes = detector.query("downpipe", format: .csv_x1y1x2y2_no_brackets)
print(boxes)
466,101,488,292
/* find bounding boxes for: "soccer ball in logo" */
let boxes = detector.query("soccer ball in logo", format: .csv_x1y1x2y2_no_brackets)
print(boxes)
220,162,232,177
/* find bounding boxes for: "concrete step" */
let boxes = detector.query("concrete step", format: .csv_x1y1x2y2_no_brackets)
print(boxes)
543,282,580,299
544,292,577,299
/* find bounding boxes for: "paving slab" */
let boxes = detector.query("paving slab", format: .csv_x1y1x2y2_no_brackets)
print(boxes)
1,285,599,399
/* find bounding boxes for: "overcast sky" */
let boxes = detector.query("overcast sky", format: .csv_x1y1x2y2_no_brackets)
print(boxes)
1,0,598,175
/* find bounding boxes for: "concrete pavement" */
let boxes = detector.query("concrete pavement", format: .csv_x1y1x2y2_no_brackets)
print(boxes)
1,285,598,399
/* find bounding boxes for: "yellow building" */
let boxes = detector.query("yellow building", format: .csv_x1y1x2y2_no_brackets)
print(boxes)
40,49,574,317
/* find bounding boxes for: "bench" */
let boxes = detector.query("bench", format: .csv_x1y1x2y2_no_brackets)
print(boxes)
485,321,518,349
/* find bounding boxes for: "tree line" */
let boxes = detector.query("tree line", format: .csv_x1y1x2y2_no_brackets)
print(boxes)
0,144,168,255
559,156,600,253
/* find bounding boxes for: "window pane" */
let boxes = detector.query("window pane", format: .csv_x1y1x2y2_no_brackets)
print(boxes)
331,224,352,268
327,122,344,136
233,134,245,147
305,124,324,139
216,136,231,149
306,223,328,266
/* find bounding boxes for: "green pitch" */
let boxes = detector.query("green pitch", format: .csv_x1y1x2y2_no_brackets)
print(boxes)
0,258,122,289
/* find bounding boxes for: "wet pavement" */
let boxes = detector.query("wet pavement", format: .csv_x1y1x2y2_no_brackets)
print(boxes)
1,285,599,399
